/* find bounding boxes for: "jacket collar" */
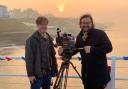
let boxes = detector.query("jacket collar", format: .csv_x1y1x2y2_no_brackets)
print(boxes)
32,31,53,41
32,31,43,40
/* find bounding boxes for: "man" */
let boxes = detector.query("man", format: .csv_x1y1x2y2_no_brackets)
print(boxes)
59,14,112,89
25,16,58,89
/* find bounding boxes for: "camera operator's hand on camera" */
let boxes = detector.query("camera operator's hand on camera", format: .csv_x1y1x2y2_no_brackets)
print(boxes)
84,46,91,53
58,46,64,56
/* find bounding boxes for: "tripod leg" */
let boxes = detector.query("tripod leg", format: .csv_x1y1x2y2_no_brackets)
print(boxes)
69,61,82,79
57,67,65,89
54,63,64,89
63,67,69,89
54,62,66,89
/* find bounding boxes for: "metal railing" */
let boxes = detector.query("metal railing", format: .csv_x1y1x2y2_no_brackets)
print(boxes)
0,56,128,89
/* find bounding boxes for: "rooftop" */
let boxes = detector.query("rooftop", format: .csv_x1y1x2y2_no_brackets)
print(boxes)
0,5,7,8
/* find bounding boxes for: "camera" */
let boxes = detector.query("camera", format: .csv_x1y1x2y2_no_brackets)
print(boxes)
56,28,75,60
53,28,82,89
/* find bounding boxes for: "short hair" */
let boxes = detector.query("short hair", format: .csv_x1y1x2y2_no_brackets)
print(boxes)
36,16,48,25
79,14,94,28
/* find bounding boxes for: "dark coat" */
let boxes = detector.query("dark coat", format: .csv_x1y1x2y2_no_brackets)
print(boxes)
75,29,112,86
25,31,58,77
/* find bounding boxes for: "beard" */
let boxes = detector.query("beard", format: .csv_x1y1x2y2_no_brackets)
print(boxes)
81,25,93,32
82,27,89,32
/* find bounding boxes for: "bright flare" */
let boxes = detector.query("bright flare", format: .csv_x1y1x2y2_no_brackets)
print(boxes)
58,5,64,12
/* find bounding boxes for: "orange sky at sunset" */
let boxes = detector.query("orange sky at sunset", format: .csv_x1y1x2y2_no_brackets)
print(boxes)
0,1,128,57
0,0,128,18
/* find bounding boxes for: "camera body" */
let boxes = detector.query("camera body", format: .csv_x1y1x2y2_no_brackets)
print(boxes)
56,28,75,60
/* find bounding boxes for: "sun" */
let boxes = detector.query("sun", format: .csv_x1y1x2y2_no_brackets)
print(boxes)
58,5,64,12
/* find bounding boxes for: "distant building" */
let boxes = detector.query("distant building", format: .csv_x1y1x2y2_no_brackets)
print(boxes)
0,5,8,18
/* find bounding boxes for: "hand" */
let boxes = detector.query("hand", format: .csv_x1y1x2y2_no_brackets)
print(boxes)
54,65,58,76
51,64,58,77
29,76,36,84
58,46,64,56
84,46,91,53
53,70,58,77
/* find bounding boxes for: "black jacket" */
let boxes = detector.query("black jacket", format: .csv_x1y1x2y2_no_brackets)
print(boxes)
75,29,112,86
25,31,58,77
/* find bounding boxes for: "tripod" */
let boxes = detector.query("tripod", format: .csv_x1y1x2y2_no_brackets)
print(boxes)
53,57,82,89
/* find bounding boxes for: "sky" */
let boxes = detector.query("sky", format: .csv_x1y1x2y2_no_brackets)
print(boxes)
0,0,128,55
0,0,128,24
0,0,128,18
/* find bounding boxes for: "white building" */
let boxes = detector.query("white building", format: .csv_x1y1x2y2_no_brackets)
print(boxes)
0,5,8,18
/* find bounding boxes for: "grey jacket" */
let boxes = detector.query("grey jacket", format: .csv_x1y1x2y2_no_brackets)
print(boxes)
25,31,58,77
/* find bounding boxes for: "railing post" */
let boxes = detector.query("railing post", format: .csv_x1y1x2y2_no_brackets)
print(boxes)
111,56,116,89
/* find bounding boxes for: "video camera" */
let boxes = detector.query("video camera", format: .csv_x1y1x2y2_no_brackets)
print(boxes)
53,28,83,89
56,28,75,60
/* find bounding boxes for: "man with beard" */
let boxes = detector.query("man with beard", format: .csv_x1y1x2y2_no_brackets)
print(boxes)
58,14,112,89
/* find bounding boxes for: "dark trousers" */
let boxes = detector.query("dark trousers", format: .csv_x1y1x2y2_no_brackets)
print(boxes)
84,84,105,89
30,74,51,89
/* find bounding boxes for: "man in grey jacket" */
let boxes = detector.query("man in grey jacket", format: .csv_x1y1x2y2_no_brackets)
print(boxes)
25,16,58,89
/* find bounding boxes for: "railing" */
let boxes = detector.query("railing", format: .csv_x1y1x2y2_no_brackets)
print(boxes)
0,56,128,89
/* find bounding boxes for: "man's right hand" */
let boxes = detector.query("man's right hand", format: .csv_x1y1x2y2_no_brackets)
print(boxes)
29,76,36,84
